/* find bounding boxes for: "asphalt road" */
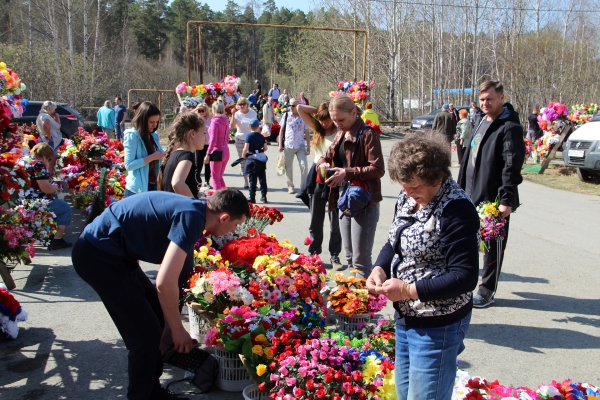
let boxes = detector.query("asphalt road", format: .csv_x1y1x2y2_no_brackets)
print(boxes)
1,134,599,399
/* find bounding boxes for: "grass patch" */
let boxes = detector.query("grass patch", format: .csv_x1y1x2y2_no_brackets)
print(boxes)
522,165,600,196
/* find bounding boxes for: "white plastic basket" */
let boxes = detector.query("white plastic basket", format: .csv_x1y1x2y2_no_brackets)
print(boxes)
214,348,252,392
242,384,271,400
335,312,371,335
187,305,213,344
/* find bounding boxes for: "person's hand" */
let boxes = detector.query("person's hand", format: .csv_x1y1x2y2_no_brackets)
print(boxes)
306,148,310,156
278,145,284,152
152,151,165,161
204,155,210,164
324,167,346,187
366,266,387,293
499,204,512,217
52,112,61,123
376,278,414,302
170,325,194,354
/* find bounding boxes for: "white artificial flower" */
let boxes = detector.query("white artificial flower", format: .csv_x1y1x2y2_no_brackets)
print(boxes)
191,286,202,296
204,292,215,303
248,323,259,331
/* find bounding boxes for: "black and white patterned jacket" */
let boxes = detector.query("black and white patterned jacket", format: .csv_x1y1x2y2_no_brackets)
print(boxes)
375,177,480,328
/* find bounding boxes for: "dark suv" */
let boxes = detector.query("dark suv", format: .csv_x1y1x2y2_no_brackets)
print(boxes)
11,101,84,138
411,106,471,130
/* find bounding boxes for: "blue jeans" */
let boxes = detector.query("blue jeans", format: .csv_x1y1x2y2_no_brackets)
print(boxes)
49,199,72,226
395,312,471,400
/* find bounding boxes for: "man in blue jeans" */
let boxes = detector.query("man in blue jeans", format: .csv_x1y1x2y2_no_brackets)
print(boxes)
114,96,127,141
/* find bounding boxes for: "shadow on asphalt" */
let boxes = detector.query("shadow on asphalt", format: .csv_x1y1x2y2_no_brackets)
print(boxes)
499,292,600,316
0,328,127,399
499,273,550,284
467,323,600,353
552,316,600,328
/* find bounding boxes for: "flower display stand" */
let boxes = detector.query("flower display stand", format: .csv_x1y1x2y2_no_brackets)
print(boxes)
214,348,252,392
187,303,214,344
335,312,371,335
243,384,270,400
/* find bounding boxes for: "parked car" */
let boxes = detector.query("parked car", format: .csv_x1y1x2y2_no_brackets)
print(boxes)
562,113,600,182
410,106,470,130
11,101,84,138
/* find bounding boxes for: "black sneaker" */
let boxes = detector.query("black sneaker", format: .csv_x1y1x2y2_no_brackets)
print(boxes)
260,197,267,203
149,386,190,400
330,255,344,271
48,238,73,251
473,294,494,308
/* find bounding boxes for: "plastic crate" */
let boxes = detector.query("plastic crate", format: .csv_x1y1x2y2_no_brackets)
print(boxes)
336,312,371,335
242,384,271,400
214,348,252,392
187,304,213,344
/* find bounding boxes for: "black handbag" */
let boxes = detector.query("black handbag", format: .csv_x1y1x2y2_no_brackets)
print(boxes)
208,150,223,162
162,345,219,393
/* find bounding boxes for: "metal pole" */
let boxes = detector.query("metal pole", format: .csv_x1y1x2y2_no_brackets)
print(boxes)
158,92,162,113
186,22,191,84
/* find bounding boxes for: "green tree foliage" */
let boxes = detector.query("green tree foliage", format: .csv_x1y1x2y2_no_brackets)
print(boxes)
130,0,169,60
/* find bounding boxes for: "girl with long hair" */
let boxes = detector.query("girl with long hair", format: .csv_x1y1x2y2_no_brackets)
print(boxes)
315,94,385,277
297,101,343,270
123,101,164,196
193,103,212,188
157,112,207,198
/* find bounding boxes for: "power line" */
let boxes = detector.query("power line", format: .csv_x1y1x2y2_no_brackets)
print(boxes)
365,0,600,14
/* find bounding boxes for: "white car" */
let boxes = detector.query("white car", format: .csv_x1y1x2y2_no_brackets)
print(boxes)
563,114,600,182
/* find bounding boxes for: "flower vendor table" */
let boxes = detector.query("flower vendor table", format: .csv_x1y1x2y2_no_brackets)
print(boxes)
538,122,573,174
213,348,252,392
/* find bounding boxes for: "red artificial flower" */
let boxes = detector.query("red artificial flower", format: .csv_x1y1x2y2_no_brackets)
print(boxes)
304,237,313,245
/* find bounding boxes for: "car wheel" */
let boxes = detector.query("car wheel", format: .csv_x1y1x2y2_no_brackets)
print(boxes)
576,168,598,183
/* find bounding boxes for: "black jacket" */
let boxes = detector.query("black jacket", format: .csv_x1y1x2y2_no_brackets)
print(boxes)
457,107,525,210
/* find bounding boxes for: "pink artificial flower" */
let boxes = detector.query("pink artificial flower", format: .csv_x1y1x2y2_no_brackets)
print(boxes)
304,237,313,245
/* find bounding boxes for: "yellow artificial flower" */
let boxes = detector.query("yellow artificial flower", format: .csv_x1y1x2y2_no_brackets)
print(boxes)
362,355,381,381
264,347,274,359
199,246,208,254
254,334,268,344
256,364,267,376
206,237,212,246
269,233,276,238
252,345,263,356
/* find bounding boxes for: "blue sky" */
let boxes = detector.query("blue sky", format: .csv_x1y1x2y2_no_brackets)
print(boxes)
206,0,312,14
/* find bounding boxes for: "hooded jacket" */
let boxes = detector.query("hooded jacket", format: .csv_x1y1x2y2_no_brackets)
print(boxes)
207,114,230,154
457,107,525,210
316,118,385,213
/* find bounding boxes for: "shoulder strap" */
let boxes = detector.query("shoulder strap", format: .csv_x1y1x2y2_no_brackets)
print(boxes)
349,125,368,167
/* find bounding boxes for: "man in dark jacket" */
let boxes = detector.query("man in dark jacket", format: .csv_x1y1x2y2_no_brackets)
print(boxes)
457,80,525,308
432,104,456,142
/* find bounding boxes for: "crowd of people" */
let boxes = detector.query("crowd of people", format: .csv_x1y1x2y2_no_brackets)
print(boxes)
18,78,525,400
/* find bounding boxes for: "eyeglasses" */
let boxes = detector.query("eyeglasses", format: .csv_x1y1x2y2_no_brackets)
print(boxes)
290,105,297,108
239,103,248,106
198,109,206,113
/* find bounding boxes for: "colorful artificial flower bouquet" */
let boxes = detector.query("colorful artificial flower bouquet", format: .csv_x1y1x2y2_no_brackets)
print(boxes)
327,271,388,317
183,266,254,315
330,80,376,103
569,103,598,127
0,152,33,205
454,373,600,400
249,248,327,309
537,101,569,133
0,205,35,265
219,232,283,268
1,62,27,152
524,139,533,156
78,133,109,160
241,203,284,235
176,75,241,111
12,199,57,247
476,198,507,250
